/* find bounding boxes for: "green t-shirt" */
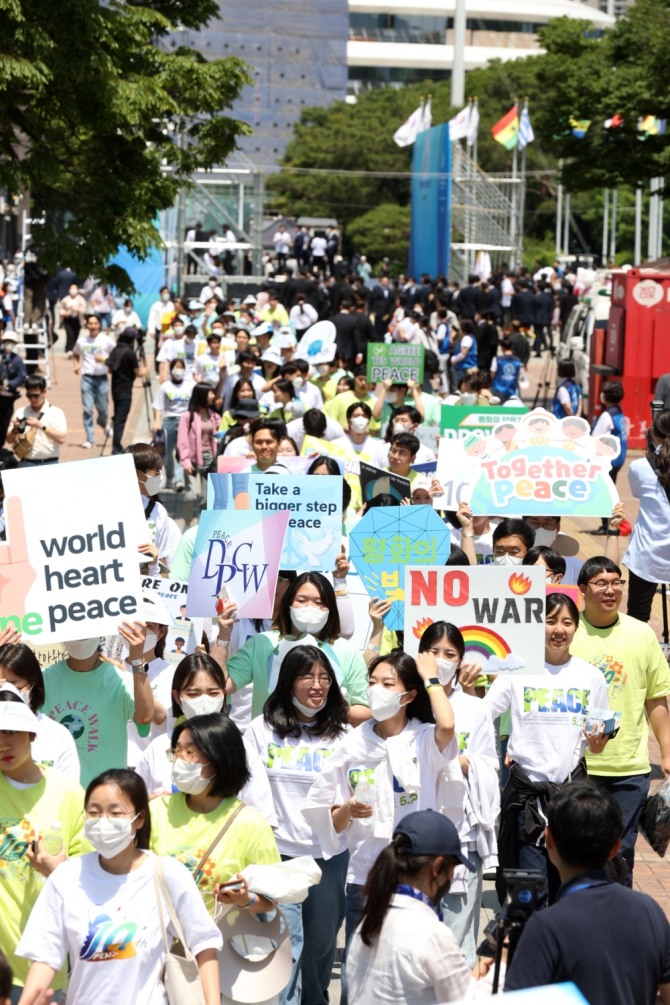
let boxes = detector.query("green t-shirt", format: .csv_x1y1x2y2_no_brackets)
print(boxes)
150,794,280,908
227,630,369,719
325,391,382,435
572,612,670,776
43,659,136,787
0,767,87,987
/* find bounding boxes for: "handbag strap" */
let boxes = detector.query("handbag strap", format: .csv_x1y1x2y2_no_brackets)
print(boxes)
193,800,246,885
153,855,195,960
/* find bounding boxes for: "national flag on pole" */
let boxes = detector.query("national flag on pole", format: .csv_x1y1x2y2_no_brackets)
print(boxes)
467,101,480,147
393,100,431,148
639,115,667,137
569,116,591,139
604,114,624,129
518,105,534,151
448,104,471,142
491,106,519,150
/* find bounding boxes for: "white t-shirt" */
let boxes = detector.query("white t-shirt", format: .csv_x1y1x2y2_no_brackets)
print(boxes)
16,851,221,1005
626,457,670,583
134,728,278,828
484,657,610,782
194,352,224,387
156,338,198,377
32,710,80,782
286,416,345,452
329,434,386,467
244,716,350,858
311,236,327,258
151,379,194,418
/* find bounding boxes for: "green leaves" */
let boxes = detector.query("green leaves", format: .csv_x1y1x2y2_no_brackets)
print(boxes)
0,0,251,287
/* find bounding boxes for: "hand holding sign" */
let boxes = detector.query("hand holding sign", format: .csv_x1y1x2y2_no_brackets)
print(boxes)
0,497,37,618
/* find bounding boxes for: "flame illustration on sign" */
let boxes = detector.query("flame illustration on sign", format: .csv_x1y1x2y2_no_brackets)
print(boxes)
508,572,532,595
412,616,434,639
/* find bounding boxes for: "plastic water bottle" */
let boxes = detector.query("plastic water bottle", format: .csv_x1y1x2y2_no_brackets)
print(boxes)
354,777,376,824
42,821,63,856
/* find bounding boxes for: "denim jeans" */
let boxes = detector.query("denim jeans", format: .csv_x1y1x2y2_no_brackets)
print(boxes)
81,374,109,444
280,850,349,1005
162,414,183,486
11,987,62,1004
592,772,650,880
341,881,366,1005
441,850,483,969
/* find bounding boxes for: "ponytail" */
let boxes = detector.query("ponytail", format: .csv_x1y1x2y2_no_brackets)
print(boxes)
359,834,434,948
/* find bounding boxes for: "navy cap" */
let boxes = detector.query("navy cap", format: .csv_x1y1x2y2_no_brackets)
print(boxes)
394,810,475,871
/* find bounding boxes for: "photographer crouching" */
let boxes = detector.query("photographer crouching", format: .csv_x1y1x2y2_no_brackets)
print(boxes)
505,782,670,1004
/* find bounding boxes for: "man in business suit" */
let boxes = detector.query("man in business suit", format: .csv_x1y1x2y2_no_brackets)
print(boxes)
533,281,555,356
370,276,395,341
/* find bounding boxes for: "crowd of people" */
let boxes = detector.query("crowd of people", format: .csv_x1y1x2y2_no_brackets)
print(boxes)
2,249,670,1005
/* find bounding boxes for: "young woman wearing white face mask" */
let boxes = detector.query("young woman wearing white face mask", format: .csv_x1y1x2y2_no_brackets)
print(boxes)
151,358,194,491
134,654,276,825
224,572,370,727
17,769,222,1005
329,402,386,468
245,645,350,1005
149,715,280,914
302,649,459,986
418,622,499,969
125,619,174,769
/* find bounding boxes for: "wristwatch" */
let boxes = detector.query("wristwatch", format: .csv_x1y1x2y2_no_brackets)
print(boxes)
129,658,149,674
41,423,47,431
425,677,442,690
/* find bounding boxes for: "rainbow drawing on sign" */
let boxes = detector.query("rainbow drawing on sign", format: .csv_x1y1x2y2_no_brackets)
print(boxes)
460,625,510,662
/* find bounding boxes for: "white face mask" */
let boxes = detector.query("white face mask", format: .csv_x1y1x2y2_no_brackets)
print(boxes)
142,473,162,497
389,391,403,405
293,376,304,389
66,638,100,660
171,758,211,795
290,605,329,635
460,392,477,406
180,694,224,719
172,369,185,383
173,326,185,336
144,630,159,654
436,658,459,686
534,528,558,548
350,416,369,433
316,364,330,377
292,695,327,718
85,815,138,858
124,307,132,315
493,554,523,566
392,420,410,436
368,683,408,722
161,293,170,302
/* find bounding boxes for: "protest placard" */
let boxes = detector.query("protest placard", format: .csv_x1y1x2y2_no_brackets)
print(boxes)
453,985,588,1005
301,435,351,475
140,575,197,664
349,506,451,630
440,404,527,438
432,437,478,511
404,564,545,674
467,408,621,516
366,343,424,384
358,461,411,505
207,472,342,571
1,456,147,643
186,509,289,618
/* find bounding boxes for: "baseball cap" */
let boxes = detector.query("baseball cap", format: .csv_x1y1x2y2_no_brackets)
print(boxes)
261,349,282,366
2,331,18,344
0,685,39,732
394,810,475,871
243,294,258,305
231,399,261,420
188,299,204,311
252,322,274,338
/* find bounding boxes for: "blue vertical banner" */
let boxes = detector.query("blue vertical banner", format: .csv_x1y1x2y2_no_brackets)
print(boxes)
408,124,452,278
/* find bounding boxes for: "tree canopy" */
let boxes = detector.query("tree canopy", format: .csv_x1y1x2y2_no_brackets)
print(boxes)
0,0,251,286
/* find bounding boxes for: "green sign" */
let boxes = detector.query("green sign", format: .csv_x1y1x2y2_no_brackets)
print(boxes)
440,404,528,438
367,343,424,385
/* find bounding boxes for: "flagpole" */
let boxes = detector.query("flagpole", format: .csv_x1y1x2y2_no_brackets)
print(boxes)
634,185,642,265
510,100,519,268
563,192,570,254
649,178,657,263
472,98,479,273
602,189,609,267
464,99,472,274
610,189,617,262
556,159,563,258
518,98,529,268
451,0,466,108
658,179,664,260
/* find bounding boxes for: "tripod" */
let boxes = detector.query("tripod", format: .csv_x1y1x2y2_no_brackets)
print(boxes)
491,909,527,993
532,351,557,410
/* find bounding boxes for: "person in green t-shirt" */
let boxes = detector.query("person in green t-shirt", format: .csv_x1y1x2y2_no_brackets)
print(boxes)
572,555,670,879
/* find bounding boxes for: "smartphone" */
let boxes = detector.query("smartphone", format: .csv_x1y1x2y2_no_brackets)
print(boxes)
219,878,245,891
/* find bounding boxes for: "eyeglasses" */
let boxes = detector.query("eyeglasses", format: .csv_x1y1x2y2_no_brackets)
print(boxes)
166,746,204,763
587,579,626,593
295,673,332,687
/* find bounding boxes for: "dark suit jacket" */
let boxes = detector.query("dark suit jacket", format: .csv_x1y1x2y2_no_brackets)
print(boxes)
510,289,535,327
456,284,483,320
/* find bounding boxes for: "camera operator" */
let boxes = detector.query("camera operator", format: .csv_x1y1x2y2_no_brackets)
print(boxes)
5,374,67,467
106,327,147,454
505,782,670,1004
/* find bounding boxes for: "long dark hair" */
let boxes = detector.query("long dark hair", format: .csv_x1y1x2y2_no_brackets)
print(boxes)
170,652,225,717
0,643,45,713
85,768,151,850
230,377,257,410
368,651,434,723
187,382,216,429
359,832,456,947
649,409,670,487
263,644,349,741
274,572,340,642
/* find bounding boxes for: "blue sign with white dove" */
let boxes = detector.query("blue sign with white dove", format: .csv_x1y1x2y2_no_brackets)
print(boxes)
349,505,451,631
207,472,342,572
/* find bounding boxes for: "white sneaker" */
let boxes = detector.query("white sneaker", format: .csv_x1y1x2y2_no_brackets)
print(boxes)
81,441,93,449
105,424,113,436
